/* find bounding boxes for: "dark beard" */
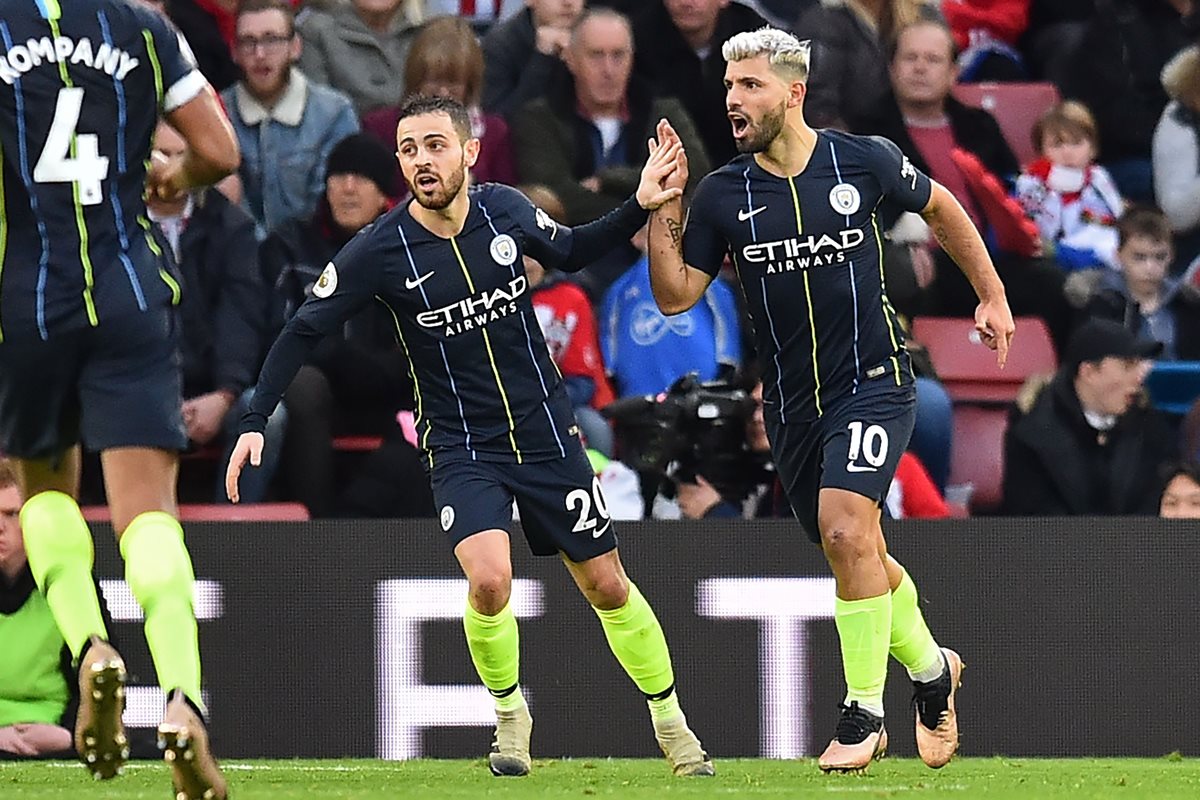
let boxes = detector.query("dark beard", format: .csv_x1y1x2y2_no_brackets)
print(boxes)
410,162,466,210
735,102,787,154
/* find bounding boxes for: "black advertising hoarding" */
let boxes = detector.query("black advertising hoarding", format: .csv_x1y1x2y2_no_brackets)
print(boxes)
89,519,1200,759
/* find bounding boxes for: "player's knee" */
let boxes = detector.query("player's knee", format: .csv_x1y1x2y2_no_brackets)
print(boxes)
20,491,93,581
468,568,512,615
584,572,629,611
819,522,875,564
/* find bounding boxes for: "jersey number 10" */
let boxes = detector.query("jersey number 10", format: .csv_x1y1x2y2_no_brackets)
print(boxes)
33,87,110,206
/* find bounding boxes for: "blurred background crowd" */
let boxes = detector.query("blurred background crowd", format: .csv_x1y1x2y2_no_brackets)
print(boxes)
84,0,1200,523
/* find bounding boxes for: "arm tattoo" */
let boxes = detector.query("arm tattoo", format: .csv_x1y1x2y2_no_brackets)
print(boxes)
931,222,951,253
666,216,684,260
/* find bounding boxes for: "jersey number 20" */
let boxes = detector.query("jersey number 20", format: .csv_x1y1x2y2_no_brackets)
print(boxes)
33,87,110,206
566,477,611,534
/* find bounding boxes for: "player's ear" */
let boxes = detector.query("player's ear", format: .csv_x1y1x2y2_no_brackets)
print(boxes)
789,79,806,110
289,32,302,63
463,137,481,169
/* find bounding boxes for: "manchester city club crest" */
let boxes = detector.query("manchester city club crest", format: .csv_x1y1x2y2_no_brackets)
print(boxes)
490,233,518,266
829,182,861,215
312,262,338,298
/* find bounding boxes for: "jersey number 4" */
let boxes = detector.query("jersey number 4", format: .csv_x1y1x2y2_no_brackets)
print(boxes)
33,87,110,206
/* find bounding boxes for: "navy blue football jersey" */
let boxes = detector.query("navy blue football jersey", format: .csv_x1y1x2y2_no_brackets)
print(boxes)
683,130,933,424
247,183,641,466
0,0,206,341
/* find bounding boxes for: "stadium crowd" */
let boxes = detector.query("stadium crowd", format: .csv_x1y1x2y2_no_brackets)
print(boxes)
70,0,1200,521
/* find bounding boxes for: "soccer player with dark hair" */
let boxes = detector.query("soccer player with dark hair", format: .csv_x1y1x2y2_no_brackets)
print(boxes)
0,0,238,796
226,94,714,778
647,29,1015,772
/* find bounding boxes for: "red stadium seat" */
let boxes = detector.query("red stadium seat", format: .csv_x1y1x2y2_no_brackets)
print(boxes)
912,316,1057,404
950,82,1061,168
81,503,311,522
332,435,384,452
948,405,1010,513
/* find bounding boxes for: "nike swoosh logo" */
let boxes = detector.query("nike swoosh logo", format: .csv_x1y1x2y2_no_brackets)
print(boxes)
405,272,434,290
846,463,878,473
592,519,612,539
738,206,767,222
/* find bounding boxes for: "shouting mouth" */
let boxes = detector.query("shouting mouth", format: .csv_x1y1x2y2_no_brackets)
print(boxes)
728,112,750,139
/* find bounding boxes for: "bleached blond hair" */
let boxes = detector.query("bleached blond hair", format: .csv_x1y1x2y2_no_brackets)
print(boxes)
721,27,810,82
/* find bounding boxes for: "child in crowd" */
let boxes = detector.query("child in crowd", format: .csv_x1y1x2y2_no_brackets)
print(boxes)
1083,207,1200,360
1016,101,1124,270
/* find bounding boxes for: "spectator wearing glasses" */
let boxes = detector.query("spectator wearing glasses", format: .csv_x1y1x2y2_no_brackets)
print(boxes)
222,0,360,237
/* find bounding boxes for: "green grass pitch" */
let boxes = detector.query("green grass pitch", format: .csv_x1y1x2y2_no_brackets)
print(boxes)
3,757,1199,799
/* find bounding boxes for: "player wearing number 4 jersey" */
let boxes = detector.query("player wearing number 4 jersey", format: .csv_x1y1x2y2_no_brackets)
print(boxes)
226,95,713,778
0,0,239,797
647,29,1016,773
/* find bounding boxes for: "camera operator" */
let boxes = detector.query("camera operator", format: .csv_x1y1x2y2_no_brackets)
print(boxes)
674,381,790,520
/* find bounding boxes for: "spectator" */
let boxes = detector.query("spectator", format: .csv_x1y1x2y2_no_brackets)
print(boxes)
856,19,1018,226
298,0,422,116
521,185,617,456
600,231,741,399
167,0,240,91
1001,319,1176,515
855,18,1072,345
1154,44,1200,267
363,16,517,186
481,0,585,117
1082,207,1200,361
1015,101,1124,272
796,0,938,132
674,381,790,520
942,0,1029,82
512,9,710,225
1060,0,1195,203
222,0,360,237
0,461,113,759
259,134,412,518
148,122,286,504
630,0,767,166
1159,461,1200,518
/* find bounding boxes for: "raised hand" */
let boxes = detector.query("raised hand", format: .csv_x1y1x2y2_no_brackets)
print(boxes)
655,118,688,194
636,125,684,210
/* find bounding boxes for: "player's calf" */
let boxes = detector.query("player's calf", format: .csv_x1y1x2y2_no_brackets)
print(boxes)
75,636,129,780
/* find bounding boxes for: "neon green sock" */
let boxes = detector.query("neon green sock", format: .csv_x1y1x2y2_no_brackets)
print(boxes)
890,567,944,681
20,491,108,659
834,592,892,717
593,582,679,721
119,512,203,711
463,602,525,712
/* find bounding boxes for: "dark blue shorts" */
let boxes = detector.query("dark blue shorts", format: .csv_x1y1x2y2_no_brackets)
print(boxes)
431,444,618,562
767,378,916,544
0,307,187,459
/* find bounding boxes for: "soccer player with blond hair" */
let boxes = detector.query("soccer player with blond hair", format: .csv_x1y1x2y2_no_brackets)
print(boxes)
646,27,1015,772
